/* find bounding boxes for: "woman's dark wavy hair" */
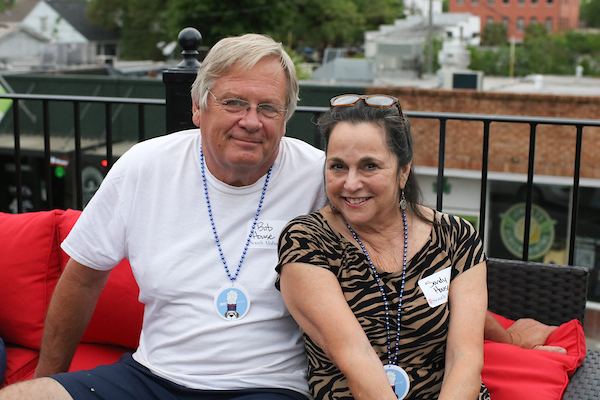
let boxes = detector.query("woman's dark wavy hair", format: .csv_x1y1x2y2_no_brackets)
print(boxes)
317,100,432,224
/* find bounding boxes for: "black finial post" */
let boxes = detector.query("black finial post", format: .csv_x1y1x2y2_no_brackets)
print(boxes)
163,27,202,134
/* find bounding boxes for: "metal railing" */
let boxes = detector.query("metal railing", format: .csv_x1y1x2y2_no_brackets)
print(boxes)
265,106,600,266
2,94,600,267
0,93,165,212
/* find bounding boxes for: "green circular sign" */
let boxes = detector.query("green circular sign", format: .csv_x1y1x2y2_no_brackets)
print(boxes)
500,203,555,259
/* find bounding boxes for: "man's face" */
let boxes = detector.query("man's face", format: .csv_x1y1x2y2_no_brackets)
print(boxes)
193,57,288,186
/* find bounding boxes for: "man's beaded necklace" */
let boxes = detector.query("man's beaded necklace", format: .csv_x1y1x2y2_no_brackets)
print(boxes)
200,146,271,320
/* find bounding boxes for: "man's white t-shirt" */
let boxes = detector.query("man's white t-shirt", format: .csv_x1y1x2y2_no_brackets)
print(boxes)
62,129,327,395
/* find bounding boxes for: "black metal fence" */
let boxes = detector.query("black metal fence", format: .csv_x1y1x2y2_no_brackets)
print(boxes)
0,93,165,213
2,92,600,268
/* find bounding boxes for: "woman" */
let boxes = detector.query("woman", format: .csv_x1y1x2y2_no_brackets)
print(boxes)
276,95,490,400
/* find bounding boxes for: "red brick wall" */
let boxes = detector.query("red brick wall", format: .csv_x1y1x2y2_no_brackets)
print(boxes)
367,87,600,179
449,0,580,41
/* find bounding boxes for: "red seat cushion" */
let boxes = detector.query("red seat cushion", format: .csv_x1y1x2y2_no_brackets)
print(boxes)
0,210,64,350
482,313,586,400
57,210,144,349
68,343,133,372
0,343,133,388
2,346,39,388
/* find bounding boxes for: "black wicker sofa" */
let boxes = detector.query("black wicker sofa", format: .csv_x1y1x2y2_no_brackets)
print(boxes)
487,258,599,399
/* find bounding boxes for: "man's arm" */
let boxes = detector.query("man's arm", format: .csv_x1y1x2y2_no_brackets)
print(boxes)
34,258,111,378
484,311,567,354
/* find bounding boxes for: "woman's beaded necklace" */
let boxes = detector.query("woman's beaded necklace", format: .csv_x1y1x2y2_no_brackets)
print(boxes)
344,209,408,367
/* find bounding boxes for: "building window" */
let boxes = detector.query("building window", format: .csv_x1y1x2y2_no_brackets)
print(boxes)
547,0,554,4
487,17,494,25
518,0,525,4
40,16,47,33
458,0,464,4
531,17,538,25
517,17,524,31
546,17,553,31
488,0,494,5
472,0,479,4
503,17,509,26
503,0,509,4
531,0,538,5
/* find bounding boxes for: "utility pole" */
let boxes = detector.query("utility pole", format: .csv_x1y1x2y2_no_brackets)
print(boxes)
427,0,434,74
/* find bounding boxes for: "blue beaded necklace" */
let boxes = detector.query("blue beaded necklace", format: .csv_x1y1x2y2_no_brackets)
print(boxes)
344,209,408,368
200,147,271,282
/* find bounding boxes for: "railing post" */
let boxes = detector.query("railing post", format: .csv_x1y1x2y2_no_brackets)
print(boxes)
163,27,202,134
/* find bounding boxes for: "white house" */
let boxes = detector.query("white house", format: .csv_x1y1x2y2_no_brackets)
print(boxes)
365,13,481,59
361,14,480,80
0,22,48,69
4,0,119,68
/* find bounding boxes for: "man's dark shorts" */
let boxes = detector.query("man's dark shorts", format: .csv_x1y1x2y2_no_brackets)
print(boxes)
51,354,308,400
0,337,6,386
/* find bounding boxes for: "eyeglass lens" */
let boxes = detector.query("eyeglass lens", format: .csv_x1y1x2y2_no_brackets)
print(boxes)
365,96,396,106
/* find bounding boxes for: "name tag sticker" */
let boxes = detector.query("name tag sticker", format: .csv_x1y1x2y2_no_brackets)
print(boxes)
418,267,451,308
248,220,287,249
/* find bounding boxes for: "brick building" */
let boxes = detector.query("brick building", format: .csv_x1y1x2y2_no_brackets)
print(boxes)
448,0,580,41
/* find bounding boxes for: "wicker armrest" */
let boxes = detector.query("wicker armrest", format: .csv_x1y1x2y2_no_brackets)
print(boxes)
486,258,595,398
487,258,589,326
562,349,600,400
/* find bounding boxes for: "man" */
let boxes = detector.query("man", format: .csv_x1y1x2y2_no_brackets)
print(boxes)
0,33,326,400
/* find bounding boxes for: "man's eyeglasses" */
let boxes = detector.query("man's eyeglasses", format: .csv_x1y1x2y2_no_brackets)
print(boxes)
208,90,287,119
330,94,404,117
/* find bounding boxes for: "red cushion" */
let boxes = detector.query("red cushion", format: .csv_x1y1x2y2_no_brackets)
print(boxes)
1,343,133,388
0,210,64,349
57,210,144,349
2,346,38,388
482,313,586,400
68,343,132,372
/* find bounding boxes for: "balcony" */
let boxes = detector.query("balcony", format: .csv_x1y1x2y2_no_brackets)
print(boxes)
1,52,600,346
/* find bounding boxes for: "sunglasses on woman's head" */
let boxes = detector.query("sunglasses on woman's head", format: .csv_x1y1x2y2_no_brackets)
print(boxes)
329,94,404,117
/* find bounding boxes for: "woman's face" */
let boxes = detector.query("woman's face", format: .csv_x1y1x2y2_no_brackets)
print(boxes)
325,121,410,228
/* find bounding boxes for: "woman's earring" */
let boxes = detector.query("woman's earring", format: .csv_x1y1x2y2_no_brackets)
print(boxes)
400,189,407,211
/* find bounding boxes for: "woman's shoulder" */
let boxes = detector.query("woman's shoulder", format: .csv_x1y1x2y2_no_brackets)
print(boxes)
283,210,330,235
430,209,476,230
287,210,325,227
283,208,345,241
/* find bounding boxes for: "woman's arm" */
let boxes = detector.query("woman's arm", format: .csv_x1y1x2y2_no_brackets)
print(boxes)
439,261,488,400
279,262,397,400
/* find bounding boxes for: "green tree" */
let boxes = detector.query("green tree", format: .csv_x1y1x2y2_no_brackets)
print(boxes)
87,0,168,60
565,31,600,76
164,0,401,48
580,0,600,28
522,24,574,75
469,25,600,77
88,0,401,60
522,22,548,43
481,23,508,46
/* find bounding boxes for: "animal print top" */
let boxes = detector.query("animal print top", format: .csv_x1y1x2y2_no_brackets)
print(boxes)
276,210,488,400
